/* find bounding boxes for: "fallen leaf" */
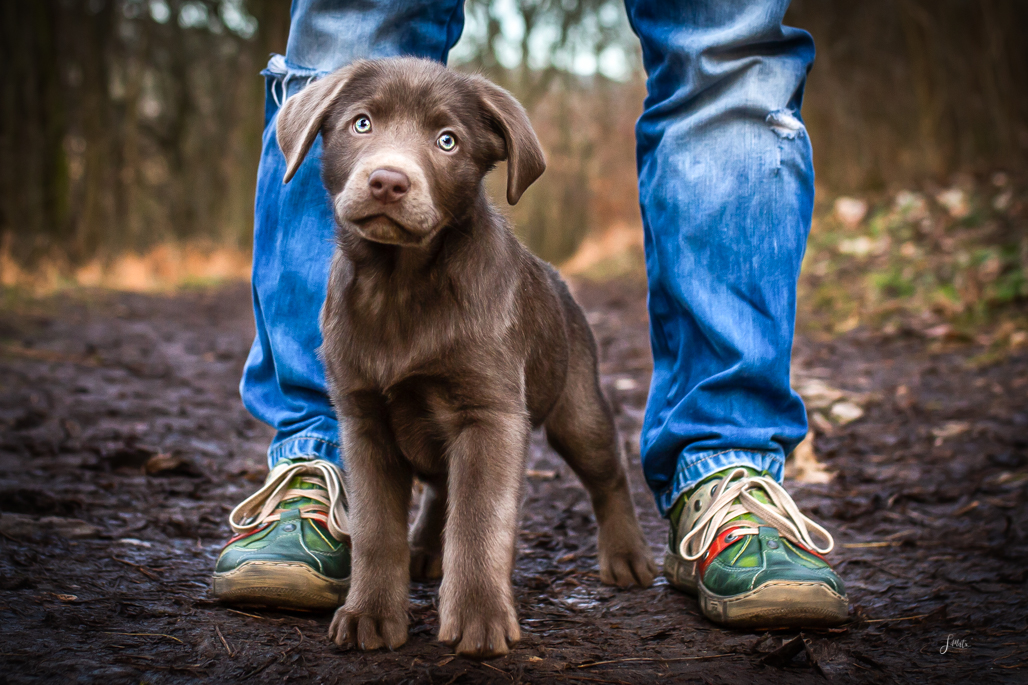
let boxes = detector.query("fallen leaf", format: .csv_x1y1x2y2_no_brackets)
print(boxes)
116,538,153,547
810,411,835,436
144,453,204,478
785,433,833,484
922,324,973,342
830,401,864,424
761,635,805,667
895,384,915,410
0,513,100,539
834,197,868,227
794,379,844,409
931,421,970,439
833,314,861,333
936,187,969,218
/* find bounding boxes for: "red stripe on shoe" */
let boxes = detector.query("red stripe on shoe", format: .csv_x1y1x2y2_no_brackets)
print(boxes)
790,539,828,562
222,523,270,549
698,525,746,579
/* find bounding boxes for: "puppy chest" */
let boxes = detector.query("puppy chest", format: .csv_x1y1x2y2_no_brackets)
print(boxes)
382,374,523,473
383,389,450,475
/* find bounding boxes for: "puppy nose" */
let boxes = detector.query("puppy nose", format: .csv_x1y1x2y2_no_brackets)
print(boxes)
368,168,410,203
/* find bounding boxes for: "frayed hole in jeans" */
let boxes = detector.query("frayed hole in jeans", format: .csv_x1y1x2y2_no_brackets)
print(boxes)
766,109,805,139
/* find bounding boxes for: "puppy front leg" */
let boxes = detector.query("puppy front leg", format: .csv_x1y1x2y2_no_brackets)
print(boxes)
329,408,413,651
438,411,527,659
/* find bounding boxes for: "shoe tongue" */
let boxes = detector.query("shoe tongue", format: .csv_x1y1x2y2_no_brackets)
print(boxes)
692,467,771,530
278,474,327,511
718,468,770,528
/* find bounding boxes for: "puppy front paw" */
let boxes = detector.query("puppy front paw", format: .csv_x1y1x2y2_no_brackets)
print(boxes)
438,602,520,659
329,603,408,651
598,534,658,589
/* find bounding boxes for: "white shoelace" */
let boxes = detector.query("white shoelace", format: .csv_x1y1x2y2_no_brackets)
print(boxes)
228,460,349,541
678,468,834,561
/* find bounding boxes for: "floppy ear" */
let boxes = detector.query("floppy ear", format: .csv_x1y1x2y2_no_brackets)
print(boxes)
474,79,546,205
276,66,355,183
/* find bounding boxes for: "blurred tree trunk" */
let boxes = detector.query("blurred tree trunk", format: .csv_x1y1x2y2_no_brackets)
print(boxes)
251,0,290,59
0,1,68,264
899,0,948,179
977,0,1016,159
788,0,1028,191
119,23,146,251
74,0,117,261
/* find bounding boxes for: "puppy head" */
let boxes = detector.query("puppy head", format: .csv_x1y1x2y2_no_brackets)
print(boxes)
277,58,545,246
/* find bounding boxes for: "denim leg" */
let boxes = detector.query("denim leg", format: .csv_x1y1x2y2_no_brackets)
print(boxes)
241,0,465,469
624,0,816,516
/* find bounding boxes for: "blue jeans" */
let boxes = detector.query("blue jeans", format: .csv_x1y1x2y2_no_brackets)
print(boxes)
241,0,814,517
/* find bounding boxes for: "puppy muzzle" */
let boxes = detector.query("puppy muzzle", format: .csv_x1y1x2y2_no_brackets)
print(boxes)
335,151,441,245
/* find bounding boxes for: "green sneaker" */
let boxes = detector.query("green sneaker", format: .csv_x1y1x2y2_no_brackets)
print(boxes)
212,458,351,610
664,467,848,628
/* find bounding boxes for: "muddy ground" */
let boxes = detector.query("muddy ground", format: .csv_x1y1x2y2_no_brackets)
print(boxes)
1,278,1026,684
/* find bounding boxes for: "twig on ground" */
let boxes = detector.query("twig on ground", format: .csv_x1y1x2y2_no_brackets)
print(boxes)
481,662,513,679
110,555,163,582
864,613,932,623
226,608,282,621
215,624,234,657
442,671,467,685
994,650,1027,668
242,653,280,679
103,632,183,644
575,654,737,669
560,675,632,685
0,529,23,543
243,627,305,679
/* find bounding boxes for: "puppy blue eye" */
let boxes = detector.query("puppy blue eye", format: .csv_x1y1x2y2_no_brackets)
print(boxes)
353,116,372,133
437,133,456,151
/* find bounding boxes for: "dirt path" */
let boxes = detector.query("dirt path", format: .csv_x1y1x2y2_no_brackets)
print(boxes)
1,279,1026,684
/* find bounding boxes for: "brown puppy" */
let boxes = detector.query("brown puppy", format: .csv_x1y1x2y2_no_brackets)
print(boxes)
276,57,656,659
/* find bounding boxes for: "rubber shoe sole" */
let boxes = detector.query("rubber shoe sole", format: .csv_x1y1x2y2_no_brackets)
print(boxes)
212,560,349,611
664,547,848,628
663,546,699,594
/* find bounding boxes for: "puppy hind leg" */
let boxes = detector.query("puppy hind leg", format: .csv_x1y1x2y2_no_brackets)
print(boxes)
410,475,446,581
544,355,657,589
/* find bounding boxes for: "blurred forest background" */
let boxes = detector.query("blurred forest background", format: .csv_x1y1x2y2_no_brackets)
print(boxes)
2,0,1027,341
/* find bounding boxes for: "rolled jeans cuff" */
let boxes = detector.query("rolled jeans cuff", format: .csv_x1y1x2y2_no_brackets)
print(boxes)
268,433,343,470
260,54,329,107
657,449,786,518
